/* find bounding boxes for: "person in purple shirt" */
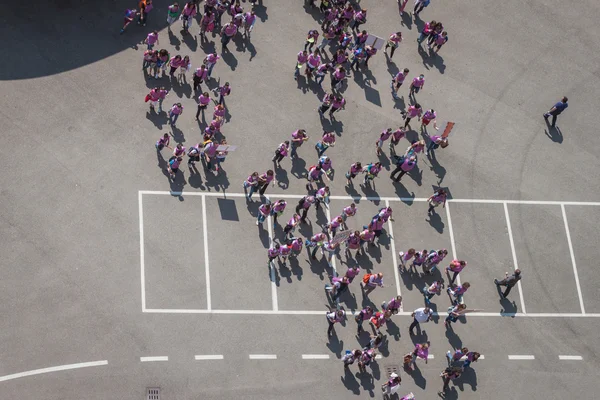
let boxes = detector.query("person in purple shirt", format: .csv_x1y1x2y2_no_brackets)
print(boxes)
221,21,238,51
270,200,287,225
355,306,373,334
326,308,346,337
382,295,403,314
271,141,290,168
427,188,447,214
447,282,470,304
294,50,309,80
295,195,316,223
345,265,361,283
543,96,568,127
390,155,417,182
257,202,272,226
425,135,447,158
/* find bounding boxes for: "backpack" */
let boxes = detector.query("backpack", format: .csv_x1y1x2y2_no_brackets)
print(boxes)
362,273,372,284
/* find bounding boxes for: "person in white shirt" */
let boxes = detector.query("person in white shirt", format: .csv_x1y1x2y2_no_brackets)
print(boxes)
409,307,432,335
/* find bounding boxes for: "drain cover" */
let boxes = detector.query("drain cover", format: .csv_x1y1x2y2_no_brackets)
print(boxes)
384,365,400,377
147,388,160,400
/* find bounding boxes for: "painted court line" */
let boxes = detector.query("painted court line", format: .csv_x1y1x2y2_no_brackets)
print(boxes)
561,205,585,314
302,354,330,360
195,355,224,360
202,195,212,311
386,200,401,297
375,354,383,360
445,202,460,286
0,360,108,383
249,354,277,360
427,355,435,359
558,355,583,361
138,191,600,206
508,355,535,360
266,212,279,312
140,356,168,362
503,203,526,314
139,192,147,311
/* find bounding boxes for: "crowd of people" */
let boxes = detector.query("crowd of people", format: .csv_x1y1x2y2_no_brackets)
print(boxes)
124,0,498,397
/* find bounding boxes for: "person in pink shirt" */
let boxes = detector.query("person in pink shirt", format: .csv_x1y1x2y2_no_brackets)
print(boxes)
267,242,280,263
278,243,292,266
283,214,301,238
364,45,377,68
422,280,444,305
351,8,367,33
315,131,336,157
295,195,316,223
120,8,138,34
181,2,196,33
213,104,226,121
269,200,287,225
138,0,153,27
334,48,349,66
290,129,309,159
341,203,357,228
142,49,158,74
412,249,429,272
221,20,238,50
409,74,425,100
168,103,183,127
432,31,448,53
331,66,347,91
384,31,402,59
203,53,220,78
306,49,321,78
257,202,272,226
177,55,190,81
173,140,185,157
389,127,406,154
390,155,416,182
155,133,172,152
391,68,410,100
411,342,430,368
318,156,333,178
355,306,373,334
315,185,331,209
446,260,467,285
195,92,211,121
193,65,208,92
376,128,394,156
294,50,309,80
345,231,361,257
199,9,215,40
345,265,360,284
398,248,416,271
243,171,260,199
398,0,409,16
257,170,276,196
329,95,346,118
314,62,333,87
213,82,231,105
146,86,162,113
144,31,159,50
345,162,362,186
304,29,320,52
271,141,290,168
306,232,327,259
327,216,343,238
405,140,425,156
167,156,182,180
447,282,470,304
187,143,201,169
417,20,435,45
382,295,403,314
425,135,447,158
243,11,257,39
360,227,376,250
362,162,382,186
318,92,334,118
424,248,448,274
288,237,303,258
427,188,447,214
168,55,182,78
306,165,330,190
355,29,369,49
201,140,218,170
362,272,384,296
421,109,438,132
402,103,423,129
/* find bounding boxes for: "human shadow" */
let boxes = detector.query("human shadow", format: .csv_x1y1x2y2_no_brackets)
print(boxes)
320,116,345,135
455,366,478,392
170,126,186,144
338,289,359,313
290,157,308,179
406,363,427,389
544,120,564,143
296,74,310,94
254,2,269,22
341,368,361,395
410,328,428,346
302,2,322,23
499,296,518,316
274,166,290,190
400,9,413,29
168,29,182,51
182,32,198,52
392,181,415,205
418,45,446,74
355,370,375,397
168,168,187,194
242,38,258,61
326,335,344,359
288,255,304,280
146,110,166,129
222,50,238,71
386,58,400,78
425,210,445,233
428,155,447,185
385,319,401,342
445,328,463,350
187,165,206,189
200,39,217,56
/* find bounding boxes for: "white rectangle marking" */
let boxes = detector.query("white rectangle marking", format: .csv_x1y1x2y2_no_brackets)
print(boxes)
445,203,460,285
249,354,277,360
427,355,434,359
202,195,212,311
302,354,330,360
375,354,383,359
0,360,108,383
140,356,169,362
139,192,147,311
561,204,585,314
266,208,279,312
194,355,224,360
558,355,583,361
508,355,535,360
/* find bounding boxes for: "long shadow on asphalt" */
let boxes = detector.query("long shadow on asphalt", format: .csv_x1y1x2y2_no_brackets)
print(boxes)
340,368,361,395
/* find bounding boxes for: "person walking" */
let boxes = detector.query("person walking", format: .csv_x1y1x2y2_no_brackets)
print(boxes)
423,248,448,274
325,276,350,302
402,103,422,129
361,272,384,296
357,349,376,373
411,342,430,367
447,282,470,304
120,8,139,34
384,32,403,59
413,0,431,18
193,65,208,92
315,131,336,157
390,154,417,182
421,280,444,305
341,203,357,229
439,366,462,396
271,141,290,168
168,103,183,127
203,53,220,79
166,2,180,30
283,214,301,239
318,92,334,118
221,20,238,52
446,260,467,285
355,306,374,334
398,248,416,271
427,188,447,214
391,68,410,100
345,231,362,257
494,269,522,298
267,242,280,265
446,347,469,366
257,170,276,196
257,202,272,226
138,0,153,27
243,172,260,200
425,135,447,158
420,109,438,133
290,129,309,159
326,307,346,337
345,162,362,186
362,162,382,186
329,95,346,118
144,30,159,50
382,295,403,314
294,50,309,80
213,82,231,106
345,265,361,284
270,200,287,225
381,373,401,397
304,29,320,52
409,74,425,101
195,92,211,120
389,128,406,154
305,232,327,259
543,96,568,127
376,129,394,156
444,303,467,329
342,349,363,370
409,306,432,335
432,31,449,52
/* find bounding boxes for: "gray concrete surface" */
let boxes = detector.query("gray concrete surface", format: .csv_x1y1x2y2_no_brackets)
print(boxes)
1,0,600,399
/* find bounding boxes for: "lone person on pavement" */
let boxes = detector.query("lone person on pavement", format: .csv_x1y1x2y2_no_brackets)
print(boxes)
543,97,568,127
494,269,521,299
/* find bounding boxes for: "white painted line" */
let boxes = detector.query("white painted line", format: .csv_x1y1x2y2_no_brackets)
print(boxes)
558,355,583,361
561,204,585,314
201,195,212,311
503,203,526,314
478,355,485,360
508,355,535,360
302,354,330,360
445,202,460,286
138,191,600,206
375,354,383,359
141,308,600,318
385,200,401,297
140,356,168,362
139,192,147,311
266,209,279,312
427,354,434,359
249,354,277,360
0,360,108,383
194,355,224,360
